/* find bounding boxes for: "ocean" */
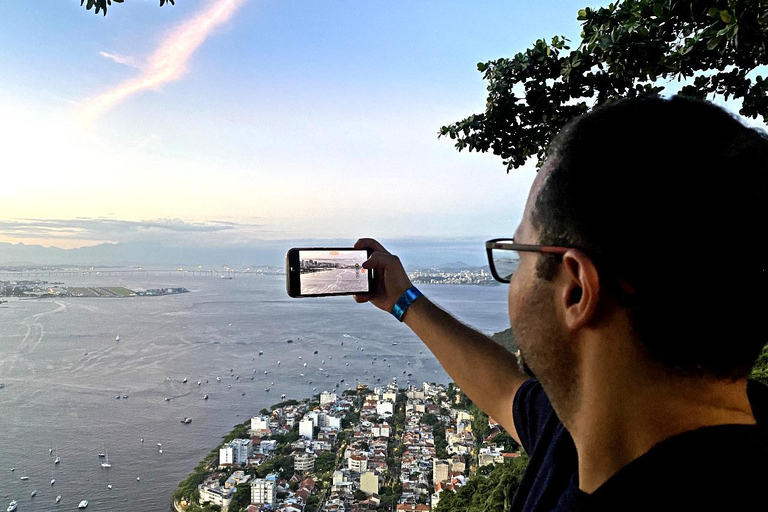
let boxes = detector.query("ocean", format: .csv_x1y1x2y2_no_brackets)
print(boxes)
0,272,510,511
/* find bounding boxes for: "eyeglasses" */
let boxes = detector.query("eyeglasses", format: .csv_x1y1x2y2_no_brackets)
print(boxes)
485,238,571,283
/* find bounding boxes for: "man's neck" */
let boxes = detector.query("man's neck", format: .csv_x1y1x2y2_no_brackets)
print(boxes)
565,339,755,494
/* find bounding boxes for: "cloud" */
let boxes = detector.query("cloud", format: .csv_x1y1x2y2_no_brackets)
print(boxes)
79,0,247,124
0,217,263,244
99,51,142,69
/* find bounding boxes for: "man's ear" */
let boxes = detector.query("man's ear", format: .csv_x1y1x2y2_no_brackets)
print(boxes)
559,249,600,331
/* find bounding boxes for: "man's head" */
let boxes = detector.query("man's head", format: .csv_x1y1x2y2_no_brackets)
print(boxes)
509,96,767,410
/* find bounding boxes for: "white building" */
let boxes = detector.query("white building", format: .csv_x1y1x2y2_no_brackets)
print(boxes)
219,445,235,466
251,415,270,431
219,439,252,466
323,414,342,430
348,453,368,473
376,401,394,417
371,423,391,438
260,440,277,454
199,481,234,511
383,391,397,402
294,452,316,472
320,391,337,406
299,418,314,440
251,477,277,506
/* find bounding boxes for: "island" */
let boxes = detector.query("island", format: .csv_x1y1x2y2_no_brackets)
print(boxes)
0,280,189,299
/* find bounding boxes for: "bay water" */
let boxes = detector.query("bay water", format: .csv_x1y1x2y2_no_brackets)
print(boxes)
0,272,509,511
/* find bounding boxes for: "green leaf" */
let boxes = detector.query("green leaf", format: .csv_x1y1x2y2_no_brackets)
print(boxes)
720,10,732,23
577,9,587,20
707,36,722,50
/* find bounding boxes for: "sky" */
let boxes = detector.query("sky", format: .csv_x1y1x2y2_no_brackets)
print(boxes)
0,1,765,254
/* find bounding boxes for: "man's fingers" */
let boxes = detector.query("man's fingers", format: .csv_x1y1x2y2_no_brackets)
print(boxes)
362,251,399,270
354,238,390,255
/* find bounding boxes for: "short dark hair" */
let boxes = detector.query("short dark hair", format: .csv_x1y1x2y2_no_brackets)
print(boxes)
533,95,767,380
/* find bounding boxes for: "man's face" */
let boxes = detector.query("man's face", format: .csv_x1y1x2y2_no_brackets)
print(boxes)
508,163,581,419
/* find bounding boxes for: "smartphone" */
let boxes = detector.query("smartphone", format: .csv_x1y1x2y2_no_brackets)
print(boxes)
286,247,375,298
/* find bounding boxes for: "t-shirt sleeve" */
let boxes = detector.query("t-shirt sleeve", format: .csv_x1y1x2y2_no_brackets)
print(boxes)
513,379,557,454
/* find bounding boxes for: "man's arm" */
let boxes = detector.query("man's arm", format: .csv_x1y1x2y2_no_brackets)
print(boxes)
354,238,529,444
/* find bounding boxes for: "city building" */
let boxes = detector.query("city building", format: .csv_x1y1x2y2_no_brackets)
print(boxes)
251,477,277,507
199,478,235,511
299,417,314,440
320,391,338,406
360,471,379,495
433,460,450,484
251,415,270,431
294,452,316,472
219,439,253,466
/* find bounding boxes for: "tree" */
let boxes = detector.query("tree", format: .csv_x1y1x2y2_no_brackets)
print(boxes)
80,0,174,16
440,0,768,171
750,344,768,385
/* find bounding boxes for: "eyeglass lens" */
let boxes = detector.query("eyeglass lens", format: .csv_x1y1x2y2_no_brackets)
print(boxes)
492,248,520,281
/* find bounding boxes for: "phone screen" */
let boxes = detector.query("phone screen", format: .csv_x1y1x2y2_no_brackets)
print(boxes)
298,249,370,295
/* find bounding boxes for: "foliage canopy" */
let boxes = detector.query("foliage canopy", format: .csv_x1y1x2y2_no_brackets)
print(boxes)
440,0,768,171
80,0,174,16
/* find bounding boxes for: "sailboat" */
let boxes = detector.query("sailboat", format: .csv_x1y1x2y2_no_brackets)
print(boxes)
20,470,28,481
100,451,111,468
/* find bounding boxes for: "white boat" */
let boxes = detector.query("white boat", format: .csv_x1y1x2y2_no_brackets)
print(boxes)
51,478,55,485
203,394,209,400
136,475,141,481
56,495,61,502
54,455,60,464
100,452,111,468
157,442,162,447
182,378,187,383
7,500,18,512
216,376,221,381
20,470,28,481
164,397,171,401
0,383,5,389
115,335,120,341
181,418,192,424
78,500,88,509
30,490,36,497
107,484,112,489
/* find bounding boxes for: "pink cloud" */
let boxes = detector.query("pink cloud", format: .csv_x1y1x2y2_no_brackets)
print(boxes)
80,0,246,124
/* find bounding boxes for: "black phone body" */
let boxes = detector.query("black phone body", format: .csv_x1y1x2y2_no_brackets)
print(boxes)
286,247,375,298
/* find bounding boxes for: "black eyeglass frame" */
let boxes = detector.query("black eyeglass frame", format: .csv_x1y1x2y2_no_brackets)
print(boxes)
485,238,571,283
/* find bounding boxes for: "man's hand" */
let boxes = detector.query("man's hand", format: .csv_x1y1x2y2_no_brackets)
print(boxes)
353,238,413,312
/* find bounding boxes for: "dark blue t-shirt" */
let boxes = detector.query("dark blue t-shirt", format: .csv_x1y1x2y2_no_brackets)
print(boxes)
511,379,768,511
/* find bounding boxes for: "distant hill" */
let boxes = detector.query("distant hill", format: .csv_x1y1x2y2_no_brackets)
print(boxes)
0,237,491,269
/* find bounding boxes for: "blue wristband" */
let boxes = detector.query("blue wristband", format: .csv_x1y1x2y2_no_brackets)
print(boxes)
391,286,422,322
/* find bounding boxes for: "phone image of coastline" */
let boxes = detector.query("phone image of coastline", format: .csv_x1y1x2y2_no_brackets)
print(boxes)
299,250,369,295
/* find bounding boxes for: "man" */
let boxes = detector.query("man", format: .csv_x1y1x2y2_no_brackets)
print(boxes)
354,96,768,510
